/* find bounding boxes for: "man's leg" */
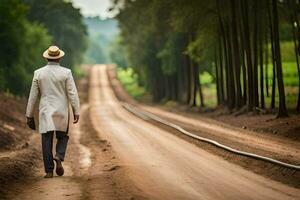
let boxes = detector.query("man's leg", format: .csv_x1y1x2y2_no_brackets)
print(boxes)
54,131,68,176
41,131,54,173
55,131,69,161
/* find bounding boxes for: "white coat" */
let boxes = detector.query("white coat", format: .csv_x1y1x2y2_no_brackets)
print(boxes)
26,62,80,133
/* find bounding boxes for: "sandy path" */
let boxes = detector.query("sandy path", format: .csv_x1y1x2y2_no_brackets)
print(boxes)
89,64,300,200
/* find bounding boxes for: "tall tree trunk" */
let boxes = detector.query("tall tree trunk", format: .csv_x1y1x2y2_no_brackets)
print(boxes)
218,32,225,104
172,75,178,101
230,0,242,109
192,61,197,107
259,15,265,109
215,48,221,105
239,12,247,105
288,0,300,112
180,49,188,103
217,0,229,106
259,0,265,109
226,22,236,109
197,65,205,107
186,55,191,105
253,0,259,109
241,0,254,111
272,0,288,117
265,28,270,97
165,76,170,100
268,1,277,110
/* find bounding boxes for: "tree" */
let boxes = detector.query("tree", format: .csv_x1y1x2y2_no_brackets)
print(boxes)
112,0,296,117
22,0,87,69
0,0,52,95
272,0,288,117
109,36,128,68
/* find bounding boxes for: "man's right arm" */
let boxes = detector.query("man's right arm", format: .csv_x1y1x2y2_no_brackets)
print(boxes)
26,71,39,118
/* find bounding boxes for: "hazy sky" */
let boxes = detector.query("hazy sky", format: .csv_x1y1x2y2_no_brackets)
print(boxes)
72,0,113,18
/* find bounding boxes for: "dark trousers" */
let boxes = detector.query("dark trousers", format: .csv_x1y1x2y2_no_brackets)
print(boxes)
41,131,69,173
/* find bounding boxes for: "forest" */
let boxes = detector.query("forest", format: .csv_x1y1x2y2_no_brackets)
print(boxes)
111,0,300,118
0,0,87,95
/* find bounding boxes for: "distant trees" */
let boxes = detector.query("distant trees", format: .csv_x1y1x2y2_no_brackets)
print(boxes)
84,34,107,64
0,0,87,95
110,36,128,68
113,0,300,117
84,17,120,64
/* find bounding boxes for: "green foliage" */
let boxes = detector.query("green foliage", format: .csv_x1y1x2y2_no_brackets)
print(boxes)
117,68,147,100
200,72,214,86
0,0,52,95
199,84,217,107
157,33,186,76
23,0,87,69
280,41,298,62
266,62,299,87
0,0,27,70
0,0,85,95
73,65,86,79
12,21,52,94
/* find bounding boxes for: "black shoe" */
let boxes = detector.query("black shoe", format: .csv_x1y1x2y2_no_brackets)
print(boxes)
44,172,53,178
54,157,64,176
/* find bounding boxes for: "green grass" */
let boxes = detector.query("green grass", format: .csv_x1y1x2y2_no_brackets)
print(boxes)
198,84,217,107
199,62,299,108
260,62,299,108
117,67,147,100
266,62,299,87
74,65,86,79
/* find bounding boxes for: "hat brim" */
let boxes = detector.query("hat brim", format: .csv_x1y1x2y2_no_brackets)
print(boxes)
43,50,65,59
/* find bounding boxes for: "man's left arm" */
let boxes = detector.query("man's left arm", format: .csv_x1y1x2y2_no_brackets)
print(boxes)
66,70,80,123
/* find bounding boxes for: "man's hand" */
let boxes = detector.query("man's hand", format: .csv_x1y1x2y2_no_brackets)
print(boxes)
26,117,36,130
73,115,79,124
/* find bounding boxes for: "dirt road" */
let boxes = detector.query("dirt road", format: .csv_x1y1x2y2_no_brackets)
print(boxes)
7,64,300,199
89,65,300,199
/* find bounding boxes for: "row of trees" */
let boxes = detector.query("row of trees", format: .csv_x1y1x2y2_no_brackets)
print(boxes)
0,0,87,95
113,0,300,117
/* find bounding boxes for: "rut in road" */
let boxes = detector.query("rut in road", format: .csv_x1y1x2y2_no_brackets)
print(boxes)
88,64,300,200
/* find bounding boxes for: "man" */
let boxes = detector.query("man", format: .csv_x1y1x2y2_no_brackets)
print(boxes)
26,45,80,178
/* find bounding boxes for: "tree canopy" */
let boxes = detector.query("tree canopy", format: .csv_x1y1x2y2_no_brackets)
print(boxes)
0,0,87,95
113,0,300,117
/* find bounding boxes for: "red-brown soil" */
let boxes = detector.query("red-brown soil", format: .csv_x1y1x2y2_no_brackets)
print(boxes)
0,94,40,198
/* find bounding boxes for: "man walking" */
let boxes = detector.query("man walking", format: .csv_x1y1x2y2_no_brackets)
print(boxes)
26,45,80,178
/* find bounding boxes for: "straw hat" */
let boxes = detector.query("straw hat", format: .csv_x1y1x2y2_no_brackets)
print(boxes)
43,46,65,59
